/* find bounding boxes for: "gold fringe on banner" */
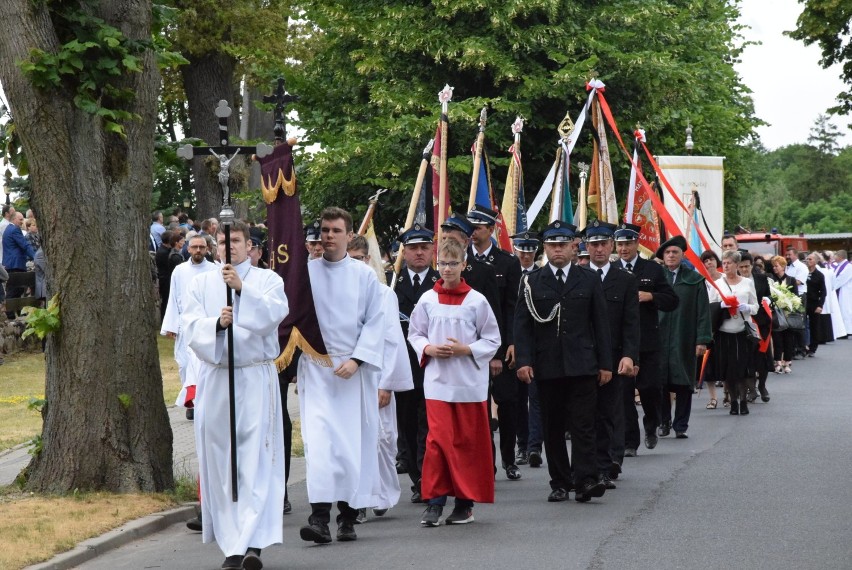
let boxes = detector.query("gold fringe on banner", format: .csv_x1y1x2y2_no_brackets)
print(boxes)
274,326,332,371
261,168,297,204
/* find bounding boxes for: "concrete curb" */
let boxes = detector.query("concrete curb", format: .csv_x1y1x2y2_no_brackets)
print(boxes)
26,503,198,570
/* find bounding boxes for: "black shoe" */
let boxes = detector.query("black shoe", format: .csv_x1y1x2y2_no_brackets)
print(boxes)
186,512,202,532
675,431,688,439
410,490,423,503
242,549,263,570
337,519,357,541
739,399,750,415
746,389,757,403
505,464,522,480
575,480,606,502
299,522,332,544
715,380,723,388
658,422,671,437
395,460,408,474
372,508,388,517
645,434,658,449
624,448,637,458
548,488,568,502
608,462,622,480
283,499,292,515
420,504,443,526
186,408,194,421
759,386,770,402
221,555,243,569
355,508,367,524
730,399,740,415
516,451,529,465
600,473,616,490
445,506,474,524
528,451,543,468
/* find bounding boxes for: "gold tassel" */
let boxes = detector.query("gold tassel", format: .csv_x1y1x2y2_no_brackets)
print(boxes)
274,326,333,371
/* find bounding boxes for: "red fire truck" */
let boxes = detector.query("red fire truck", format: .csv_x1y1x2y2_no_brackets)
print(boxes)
736,230,808,259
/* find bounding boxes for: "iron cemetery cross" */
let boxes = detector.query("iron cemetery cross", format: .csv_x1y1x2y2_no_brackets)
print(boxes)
263,77,299,139
177,101,272,503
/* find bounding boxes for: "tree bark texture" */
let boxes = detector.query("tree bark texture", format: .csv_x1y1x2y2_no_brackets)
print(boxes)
0,0,174,492
180,51,241,221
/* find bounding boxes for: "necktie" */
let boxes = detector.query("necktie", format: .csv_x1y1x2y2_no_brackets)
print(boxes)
598,268,604,280
475,253,485,262
556,268,565,283
668,270,676,285
413,273,421,288
626,262,633,273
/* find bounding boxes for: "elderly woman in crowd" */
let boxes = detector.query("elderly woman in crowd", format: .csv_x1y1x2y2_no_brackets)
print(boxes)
700,250,723,408
709,250,758,415
767,255,798,374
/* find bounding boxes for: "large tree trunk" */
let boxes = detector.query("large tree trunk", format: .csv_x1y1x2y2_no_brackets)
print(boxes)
0,0,173,492
180,51,240,221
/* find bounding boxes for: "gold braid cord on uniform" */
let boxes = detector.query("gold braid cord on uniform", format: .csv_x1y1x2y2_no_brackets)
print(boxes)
521,275,562,336
261,168,297,204
275,325,333,371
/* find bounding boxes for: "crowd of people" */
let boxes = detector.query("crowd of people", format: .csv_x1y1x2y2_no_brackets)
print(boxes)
152,204,849,570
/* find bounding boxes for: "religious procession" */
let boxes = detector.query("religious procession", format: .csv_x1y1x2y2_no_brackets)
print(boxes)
138,80,852,570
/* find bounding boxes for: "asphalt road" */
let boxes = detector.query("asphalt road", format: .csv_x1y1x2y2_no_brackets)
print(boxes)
75,339,852,570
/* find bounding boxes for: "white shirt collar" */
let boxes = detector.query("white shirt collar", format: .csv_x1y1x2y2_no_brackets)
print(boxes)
549,262,571,278
622,255,639,268
474,243,493,258
591,261,610,280
407,267,429,283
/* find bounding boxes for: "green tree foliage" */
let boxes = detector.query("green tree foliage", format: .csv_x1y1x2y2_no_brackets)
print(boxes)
290,0,760,239
788,0,852,115
733,138,852,234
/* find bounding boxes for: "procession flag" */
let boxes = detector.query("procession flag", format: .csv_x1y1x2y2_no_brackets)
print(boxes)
358,189,389,285
392,140,433,288
588,92,619,223
259,140,331,370
434,85,453,244
501,117,528,234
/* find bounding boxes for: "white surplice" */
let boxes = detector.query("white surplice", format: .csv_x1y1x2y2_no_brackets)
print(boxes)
160,258,217,406
819,266,847,339
182,259,289,557
835,261,852,335
375,285,414,510
298,254,385,507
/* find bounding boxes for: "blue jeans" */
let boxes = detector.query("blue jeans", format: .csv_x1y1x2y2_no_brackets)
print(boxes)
428,496,474,509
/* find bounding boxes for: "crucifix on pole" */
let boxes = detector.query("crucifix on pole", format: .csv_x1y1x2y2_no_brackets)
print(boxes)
177,100,273,502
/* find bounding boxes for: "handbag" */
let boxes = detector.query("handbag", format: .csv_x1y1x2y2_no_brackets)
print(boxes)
723,278,761,345
784,310,806,331
772,308,789,332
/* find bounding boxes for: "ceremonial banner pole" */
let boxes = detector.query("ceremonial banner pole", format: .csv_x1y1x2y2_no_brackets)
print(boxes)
178,101,273,502
358,188,387,235
467,107,487,212
392,140,433,290
501,117,523,235
437,85,453,245
575,162,589,228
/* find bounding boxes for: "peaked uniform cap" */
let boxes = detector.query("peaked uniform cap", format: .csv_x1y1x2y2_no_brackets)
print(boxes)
467,203,498,226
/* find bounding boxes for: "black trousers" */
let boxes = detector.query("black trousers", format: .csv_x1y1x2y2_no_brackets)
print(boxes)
491,367,518,468
309,501,358,525
395,383,427,490
807,308,822,353
660,384,692,433
537,375,598,490
515,380,529,452
621,350,662,456
277,374,293,501
596,374,623,472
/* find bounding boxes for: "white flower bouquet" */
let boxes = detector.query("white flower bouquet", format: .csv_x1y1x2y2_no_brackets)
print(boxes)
769,280,803,314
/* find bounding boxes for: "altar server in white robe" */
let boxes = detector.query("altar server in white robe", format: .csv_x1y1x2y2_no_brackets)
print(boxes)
183,221,289,570
161,234,217,410
818,261,847,340
833,251,852,337
298,207,385,545
347,236,414,519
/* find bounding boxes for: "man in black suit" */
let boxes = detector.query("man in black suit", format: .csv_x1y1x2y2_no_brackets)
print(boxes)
466,204,523,481
583,221,640,489
394,223,440,503
805,252,827,355
515,220,612,503
613,223,678,459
